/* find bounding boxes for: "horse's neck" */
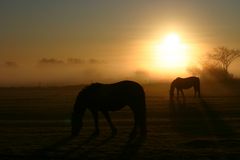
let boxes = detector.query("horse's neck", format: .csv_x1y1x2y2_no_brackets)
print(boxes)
74,96,87,114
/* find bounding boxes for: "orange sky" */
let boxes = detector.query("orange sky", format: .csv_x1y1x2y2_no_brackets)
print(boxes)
1,1,240,86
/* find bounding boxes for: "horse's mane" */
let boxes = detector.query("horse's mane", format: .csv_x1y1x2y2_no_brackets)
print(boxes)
80,83,102,94
175,77,182,81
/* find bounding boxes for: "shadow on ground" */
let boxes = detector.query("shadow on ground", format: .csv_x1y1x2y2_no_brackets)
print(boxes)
169,97,238,153
30,133,145,160
199,98,235,138
169,97,235,137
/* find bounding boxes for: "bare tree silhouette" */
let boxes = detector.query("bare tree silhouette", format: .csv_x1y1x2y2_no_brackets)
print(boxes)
208,46,240,73
188,46,240,81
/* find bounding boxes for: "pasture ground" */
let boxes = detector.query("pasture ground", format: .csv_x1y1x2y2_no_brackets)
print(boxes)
0,82,240,160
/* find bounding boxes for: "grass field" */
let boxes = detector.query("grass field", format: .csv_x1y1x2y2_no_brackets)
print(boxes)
0,82,240,160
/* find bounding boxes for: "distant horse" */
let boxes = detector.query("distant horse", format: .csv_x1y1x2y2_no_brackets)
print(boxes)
71,80,147,139
170,76,200,100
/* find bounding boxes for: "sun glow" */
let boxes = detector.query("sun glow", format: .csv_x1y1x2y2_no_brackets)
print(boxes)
153,33,189,70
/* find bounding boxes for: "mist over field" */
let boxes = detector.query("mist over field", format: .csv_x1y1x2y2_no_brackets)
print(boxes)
0,59,139,86
0,57,165,87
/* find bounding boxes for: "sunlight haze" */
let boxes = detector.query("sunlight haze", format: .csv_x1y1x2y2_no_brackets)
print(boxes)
1,0,240,86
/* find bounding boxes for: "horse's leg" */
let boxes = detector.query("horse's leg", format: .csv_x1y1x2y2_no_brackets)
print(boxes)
177,89,180,99
91,110,100,136
101,111,117,136
129,107,138,139
194,86,197,97
130,113,138,139
197,84,201,97
180,89,184,98
193,85,201,97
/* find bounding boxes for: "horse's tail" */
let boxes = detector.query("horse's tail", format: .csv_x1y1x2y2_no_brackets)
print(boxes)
135,86,147,136
196,77,201,97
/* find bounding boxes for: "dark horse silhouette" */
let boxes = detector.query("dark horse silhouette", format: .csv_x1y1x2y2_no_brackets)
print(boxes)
170,76,200,100
71,80,147,139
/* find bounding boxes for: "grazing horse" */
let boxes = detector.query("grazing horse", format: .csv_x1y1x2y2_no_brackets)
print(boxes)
71,80,147,139
170,76,200,100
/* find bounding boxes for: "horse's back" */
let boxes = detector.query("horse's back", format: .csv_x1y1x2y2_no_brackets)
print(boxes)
177,76,199,82
188,76,200,86
107,80,145,102
174,76,200,89
82,80,145,110
188,76,200,81
111,80,144,94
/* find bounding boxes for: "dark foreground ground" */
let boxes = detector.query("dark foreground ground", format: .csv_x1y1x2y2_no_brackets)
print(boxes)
0,82,240,160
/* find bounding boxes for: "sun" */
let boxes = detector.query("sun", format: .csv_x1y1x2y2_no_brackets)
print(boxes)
153,33,189,70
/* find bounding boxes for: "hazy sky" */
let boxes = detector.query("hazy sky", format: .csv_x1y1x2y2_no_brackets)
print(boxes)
1,0,240,86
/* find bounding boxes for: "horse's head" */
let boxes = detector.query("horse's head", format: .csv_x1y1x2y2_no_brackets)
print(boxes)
169,90,174,100
71,112,83,137
169,82,175,100
71,90,87,137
